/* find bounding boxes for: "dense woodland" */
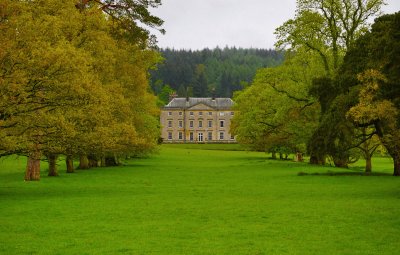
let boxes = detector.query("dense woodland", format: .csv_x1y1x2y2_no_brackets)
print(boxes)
150,48,283,103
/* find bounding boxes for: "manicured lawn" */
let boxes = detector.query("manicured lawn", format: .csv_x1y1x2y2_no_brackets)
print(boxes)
1,145,399,254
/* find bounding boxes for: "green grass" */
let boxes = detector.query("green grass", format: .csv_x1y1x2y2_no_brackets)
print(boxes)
1,145,400,254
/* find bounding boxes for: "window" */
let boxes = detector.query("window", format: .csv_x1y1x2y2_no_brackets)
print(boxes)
199,120,203,128
190,132,194,141
208,120,212,128
168,132,172,140
190,120,194,128
199,112,203,116
190,112,194,116
231,134,235,140
208,132,212,141
179,120,183,128
231,112,234,116
178,132,183,140
168,120,172,128
219,132,224,140
220,120,224,128
208,112,212,116
168,112,172,116
198,132,203,142
179,112,183,116
219,112,225,116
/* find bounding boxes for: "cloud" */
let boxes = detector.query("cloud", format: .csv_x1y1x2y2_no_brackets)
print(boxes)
152,0,400,50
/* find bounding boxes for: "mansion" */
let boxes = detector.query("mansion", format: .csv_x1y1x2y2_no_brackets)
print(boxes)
160,97,236,143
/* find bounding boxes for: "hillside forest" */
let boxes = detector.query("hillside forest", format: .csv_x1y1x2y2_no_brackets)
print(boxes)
150,48,284,104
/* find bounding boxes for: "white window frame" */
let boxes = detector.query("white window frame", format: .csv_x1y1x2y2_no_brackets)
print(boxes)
168,132,172,140
220,120,224,128
178,132,183,140
190,120,194,128
179,120,183,128
199,120,203,128
208,132,212,141
168,120,172,128
208,120,212,128
198,132,203,142
219,132,224,140
168,112,172,116
190,132,194,141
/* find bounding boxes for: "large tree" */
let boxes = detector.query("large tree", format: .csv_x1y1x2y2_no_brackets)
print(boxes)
273,0,385,166
337,11,400,175
232,49,322,157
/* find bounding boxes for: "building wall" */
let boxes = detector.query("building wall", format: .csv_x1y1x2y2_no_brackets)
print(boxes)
160,107,236,143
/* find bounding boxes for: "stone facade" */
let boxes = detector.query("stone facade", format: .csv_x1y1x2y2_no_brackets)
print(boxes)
160,97,236,143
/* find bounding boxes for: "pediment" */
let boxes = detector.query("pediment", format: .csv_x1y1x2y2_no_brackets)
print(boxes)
188,103,215,110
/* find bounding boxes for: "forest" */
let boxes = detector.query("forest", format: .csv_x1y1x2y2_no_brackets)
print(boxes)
150,47,284,103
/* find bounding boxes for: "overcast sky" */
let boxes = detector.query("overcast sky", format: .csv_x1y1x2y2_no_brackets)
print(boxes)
151,0,400,50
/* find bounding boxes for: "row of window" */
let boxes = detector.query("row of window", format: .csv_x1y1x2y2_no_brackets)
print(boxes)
167,132,234,141
168,111,234,117
168,120,225,128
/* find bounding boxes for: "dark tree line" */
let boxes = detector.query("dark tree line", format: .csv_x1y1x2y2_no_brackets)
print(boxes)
150,47,284,100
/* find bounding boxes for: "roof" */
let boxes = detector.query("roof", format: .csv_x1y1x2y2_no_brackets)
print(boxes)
164,97,234,110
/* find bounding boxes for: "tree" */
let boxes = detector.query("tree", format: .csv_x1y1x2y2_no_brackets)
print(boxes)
342,12,400,175
274,0,385,165
275,0,384,74
0,0,161,180
192,64,208,97
76,0,164,47
232,50,321,156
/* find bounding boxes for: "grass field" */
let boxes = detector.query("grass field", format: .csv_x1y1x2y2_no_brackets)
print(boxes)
1,145,399,254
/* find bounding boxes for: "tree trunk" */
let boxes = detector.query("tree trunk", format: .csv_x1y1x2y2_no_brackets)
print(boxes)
295,153,303,162
271,152,277,159
310,154,325,165
105,156,118,166
66,155,74,173
279,153,283,160
365,154,372,175
333,158,348,168
79,155,90,169
394,157,400,176
25,156,41,181
47,154,58,177
88,155,98,168
100,157,106,167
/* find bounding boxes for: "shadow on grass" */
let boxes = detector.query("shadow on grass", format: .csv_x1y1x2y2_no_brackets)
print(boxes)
298,170,392,176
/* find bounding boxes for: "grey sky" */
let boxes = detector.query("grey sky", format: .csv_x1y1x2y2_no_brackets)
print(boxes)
151,0,400,50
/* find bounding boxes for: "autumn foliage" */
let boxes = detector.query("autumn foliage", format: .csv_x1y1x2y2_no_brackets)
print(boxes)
0,0,162,180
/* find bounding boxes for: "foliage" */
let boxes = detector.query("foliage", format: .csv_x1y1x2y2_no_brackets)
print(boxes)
272,0,385,167
0,0,161,179
150,47,284,98
275,0,384,74
232,49,321,155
